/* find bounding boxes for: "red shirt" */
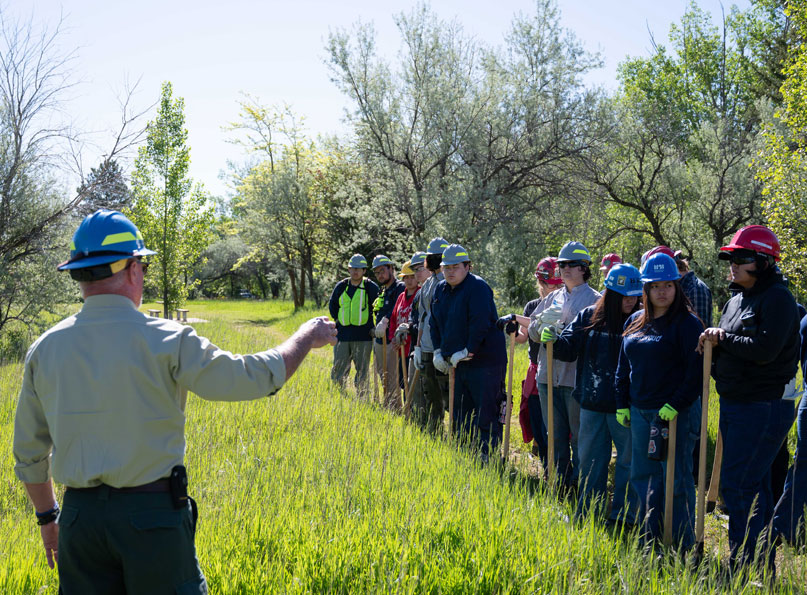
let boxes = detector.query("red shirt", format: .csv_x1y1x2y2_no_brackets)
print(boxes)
389,288,418,358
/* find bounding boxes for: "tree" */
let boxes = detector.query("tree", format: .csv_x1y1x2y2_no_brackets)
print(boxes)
0,9,146,340
757,0,807,296
76,158,132,215
129,82,213,318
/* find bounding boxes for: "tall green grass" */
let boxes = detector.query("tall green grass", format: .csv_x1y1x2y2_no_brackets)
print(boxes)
1,300,805,593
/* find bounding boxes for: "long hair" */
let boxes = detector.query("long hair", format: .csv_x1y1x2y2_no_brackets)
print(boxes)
588,289,638,336
623,281,694,336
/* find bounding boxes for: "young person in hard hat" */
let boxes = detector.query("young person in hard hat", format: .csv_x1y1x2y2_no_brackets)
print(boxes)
497,257,560,472
528,241,601,489
698,225,800,571
329,254,380,397
388,260,420,410
543,264,642,524
371,255,405,409
599,253,622,277
393,251,431,422
411,238,451,433
12,210,337,592
430,244,507,463
615,253,704,549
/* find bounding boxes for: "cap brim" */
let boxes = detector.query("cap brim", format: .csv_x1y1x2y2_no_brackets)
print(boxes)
57,248,157,271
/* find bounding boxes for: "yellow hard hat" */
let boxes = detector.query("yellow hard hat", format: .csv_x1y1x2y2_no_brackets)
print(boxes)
398,261,415,277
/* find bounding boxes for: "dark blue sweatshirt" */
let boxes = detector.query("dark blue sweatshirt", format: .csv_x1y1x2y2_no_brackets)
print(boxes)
328,278,380,342
429,273,506,368
614,309,704,412
553,305,624,413
374,280,405,344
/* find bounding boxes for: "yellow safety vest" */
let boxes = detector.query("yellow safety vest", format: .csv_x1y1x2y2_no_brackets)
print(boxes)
338,280,369,326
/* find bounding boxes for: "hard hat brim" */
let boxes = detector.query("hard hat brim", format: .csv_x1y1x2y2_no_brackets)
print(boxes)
57,248,157,271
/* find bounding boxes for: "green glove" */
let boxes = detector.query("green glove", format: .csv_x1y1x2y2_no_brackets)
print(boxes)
616,408,631,427
540,326,558,343
659,403,678,421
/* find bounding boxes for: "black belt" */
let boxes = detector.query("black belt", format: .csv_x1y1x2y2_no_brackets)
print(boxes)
66,479,170,493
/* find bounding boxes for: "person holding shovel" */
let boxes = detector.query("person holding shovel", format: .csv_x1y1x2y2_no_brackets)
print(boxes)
371,255,405,409
615,252,703,549
698,225,799,572
388,260,420,410
430,244,506,464
528,241,601,489
396,251,431,421
543,263,643,524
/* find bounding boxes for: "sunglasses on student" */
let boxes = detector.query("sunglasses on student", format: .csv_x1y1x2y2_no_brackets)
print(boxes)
557,261,584,269
723,251,756,266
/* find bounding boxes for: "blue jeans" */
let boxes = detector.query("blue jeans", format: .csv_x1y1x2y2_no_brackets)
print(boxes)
538,383,580,487
721,397,795,568
773,396,807,544
577,408,637,523
453,365,505,457
630,405,696,549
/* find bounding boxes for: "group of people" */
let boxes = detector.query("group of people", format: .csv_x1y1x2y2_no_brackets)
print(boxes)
330,225,807,576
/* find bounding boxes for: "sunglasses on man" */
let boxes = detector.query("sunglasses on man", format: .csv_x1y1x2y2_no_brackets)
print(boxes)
557,261,584,269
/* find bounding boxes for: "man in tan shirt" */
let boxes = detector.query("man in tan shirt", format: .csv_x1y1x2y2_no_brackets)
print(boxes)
13,210,336,594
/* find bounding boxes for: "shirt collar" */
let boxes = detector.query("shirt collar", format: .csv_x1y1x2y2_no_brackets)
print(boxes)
82,294,139,311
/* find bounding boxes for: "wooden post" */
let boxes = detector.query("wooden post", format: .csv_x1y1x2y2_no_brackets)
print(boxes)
707,431,723,509
502,332,517,462
399,347,407,410
696,342,713,549
382,334,388,403
546,341,555,483
372,345,379,402
448,367,455,439
664,416,678,546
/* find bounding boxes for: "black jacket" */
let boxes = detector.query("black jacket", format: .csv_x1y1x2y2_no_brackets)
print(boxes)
714,268,800,402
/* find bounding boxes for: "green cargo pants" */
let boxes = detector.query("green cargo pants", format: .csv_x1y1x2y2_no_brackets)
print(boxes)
58,487,206,594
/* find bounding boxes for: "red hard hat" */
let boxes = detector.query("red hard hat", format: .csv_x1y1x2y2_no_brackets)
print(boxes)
535,257,562,285
719,225,780,261
599,252,622,271
640,245,674,268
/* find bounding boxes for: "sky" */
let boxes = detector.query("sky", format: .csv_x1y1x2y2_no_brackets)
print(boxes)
20,0,751,198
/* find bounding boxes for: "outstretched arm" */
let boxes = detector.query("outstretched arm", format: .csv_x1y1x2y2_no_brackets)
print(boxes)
276,317,338,380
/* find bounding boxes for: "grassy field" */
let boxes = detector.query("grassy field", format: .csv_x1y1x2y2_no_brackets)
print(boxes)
1,299,806,593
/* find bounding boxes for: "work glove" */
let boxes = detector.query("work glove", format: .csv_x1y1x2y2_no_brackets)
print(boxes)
496,314,519,335
450,348,470,367
433,350,450,374
528,301,563,342
616,408,631,428
658,403,678,421
413,346,424,370
394,323,410,344
540,326,558,343
374,316,389,338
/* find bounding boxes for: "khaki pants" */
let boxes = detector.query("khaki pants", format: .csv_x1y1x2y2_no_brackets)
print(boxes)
373,340,401,411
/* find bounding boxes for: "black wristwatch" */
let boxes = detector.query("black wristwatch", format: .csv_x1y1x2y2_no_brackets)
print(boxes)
36,504,60,526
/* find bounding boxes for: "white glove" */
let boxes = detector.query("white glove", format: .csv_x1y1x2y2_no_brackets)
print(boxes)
414,346,424,370
528,301,563,342
394,323,409,344
374,316,389,338
450,348,470,367
433,350,450,374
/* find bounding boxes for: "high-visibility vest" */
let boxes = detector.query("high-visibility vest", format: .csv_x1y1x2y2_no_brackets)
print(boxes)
338,280,369,326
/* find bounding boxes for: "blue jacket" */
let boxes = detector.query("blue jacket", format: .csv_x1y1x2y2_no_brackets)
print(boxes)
615,309,704,412
553,305,624,413
374,280,405,344
429,273,506,368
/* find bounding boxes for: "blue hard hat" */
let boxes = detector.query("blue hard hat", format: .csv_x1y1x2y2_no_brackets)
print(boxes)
557,241,591,264
441,244,470,266
604,264,643,296
410,251,427,267
57,210,156,271
348,254,368,268
426,237,450,255
640,253,680,284
372,254,393,269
